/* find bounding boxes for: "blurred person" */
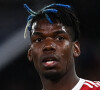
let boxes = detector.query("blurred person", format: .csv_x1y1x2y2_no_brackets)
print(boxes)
24,3,100,90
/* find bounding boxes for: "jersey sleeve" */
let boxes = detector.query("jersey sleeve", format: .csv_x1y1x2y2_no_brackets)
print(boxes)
80,80,100,90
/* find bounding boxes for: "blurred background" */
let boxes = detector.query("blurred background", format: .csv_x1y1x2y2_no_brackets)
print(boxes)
0,0,100,90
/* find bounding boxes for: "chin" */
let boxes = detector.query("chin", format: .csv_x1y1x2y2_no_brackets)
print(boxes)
42,70,64,81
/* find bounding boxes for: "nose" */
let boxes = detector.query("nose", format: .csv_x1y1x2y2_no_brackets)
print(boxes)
42,37,56,53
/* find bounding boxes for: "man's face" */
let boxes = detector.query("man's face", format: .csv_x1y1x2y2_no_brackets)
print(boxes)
28,19,79,79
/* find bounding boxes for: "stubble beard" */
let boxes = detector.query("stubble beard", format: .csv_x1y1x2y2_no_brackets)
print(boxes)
40,68,68,82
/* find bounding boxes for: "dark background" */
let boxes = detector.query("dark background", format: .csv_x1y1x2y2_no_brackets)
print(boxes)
0,0,100,90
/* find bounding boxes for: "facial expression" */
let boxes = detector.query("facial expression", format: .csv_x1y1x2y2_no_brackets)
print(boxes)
28,19,80,79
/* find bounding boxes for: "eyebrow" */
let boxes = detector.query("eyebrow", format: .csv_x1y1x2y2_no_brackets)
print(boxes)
53,30,67,35
32,32,44,37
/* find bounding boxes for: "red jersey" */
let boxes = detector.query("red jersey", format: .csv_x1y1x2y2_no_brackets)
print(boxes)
72,78,100,90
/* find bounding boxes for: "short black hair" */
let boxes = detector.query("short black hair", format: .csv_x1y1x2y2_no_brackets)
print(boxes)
30,4,80,41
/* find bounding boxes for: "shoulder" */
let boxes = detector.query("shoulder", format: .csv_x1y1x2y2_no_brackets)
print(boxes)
81,79,100,90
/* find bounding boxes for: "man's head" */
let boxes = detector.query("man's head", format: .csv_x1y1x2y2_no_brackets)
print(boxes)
25,3,80,80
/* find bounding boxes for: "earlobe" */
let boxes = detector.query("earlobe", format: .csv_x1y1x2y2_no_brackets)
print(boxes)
73,41,81,57
27,48,33,62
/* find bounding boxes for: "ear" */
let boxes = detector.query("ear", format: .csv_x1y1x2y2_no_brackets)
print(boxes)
73,41,81,57
27,48,33,62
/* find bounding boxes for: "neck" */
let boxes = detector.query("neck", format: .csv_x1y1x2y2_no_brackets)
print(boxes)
40,66,79,90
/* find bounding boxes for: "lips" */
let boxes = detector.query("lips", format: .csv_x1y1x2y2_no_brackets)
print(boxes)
40,55,59,68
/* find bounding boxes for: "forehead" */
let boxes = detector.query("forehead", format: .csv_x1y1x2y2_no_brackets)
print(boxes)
32,19,68,33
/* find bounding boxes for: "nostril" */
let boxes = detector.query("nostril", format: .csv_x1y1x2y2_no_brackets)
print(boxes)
43,47,55,51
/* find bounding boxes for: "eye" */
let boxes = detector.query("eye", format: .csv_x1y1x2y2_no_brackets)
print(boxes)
56,36,65,41
35,38,43,42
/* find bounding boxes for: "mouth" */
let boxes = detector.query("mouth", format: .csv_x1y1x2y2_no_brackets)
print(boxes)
41,55,59,68
42,59,58,68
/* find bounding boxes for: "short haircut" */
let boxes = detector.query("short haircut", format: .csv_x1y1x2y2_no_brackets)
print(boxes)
25,4,80,41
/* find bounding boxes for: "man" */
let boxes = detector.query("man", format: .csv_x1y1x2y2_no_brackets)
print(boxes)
24,3,100,90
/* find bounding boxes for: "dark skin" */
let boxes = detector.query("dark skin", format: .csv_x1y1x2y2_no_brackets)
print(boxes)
28,19,80,90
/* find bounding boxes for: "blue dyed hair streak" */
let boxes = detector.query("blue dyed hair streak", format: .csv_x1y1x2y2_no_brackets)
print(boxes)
24,3,71,39
24,4,37,39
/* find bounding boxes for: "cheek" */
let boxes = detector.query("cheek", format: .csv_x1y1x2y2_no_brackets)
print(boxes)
31,44,42,65
64,41,73,56
62,41,70,53
58,41,71,55
58,41,73,64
